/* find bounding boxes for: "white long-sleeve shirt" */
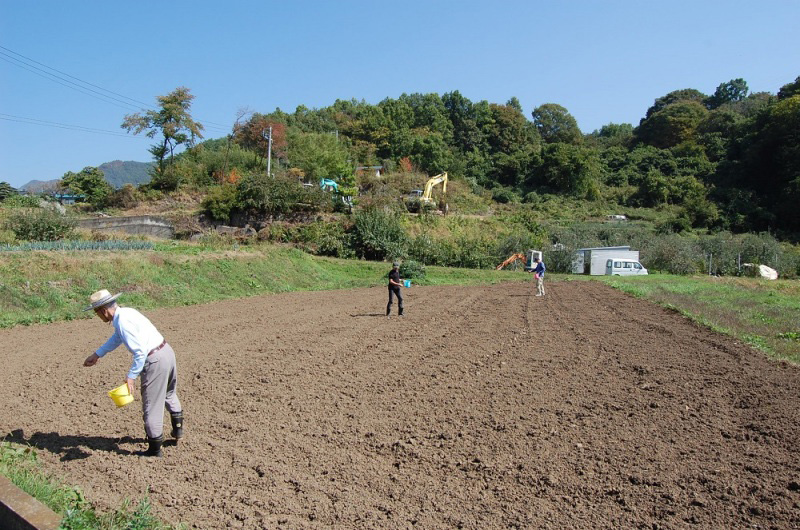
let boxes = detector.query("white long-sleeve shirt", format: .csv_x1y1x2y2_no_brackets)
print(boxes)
95,307,165,380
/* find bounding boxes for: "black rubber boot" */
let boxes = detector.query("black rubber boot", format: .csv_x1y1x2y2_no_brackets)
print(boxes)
138,435,164,457
170,412,184,441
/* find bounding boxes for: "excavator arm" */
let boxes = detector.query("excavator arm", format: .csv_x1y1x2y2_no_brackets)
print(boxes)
421,172,448,203
320,178,339,192
496,253,526,270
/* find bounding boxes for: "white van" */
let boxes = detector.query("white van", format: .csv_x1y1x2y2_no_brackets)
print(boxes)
605,258,648,276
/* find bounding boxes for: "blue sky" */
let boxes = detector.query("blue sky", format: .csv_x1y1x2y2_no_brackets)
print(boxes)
2,0,798,189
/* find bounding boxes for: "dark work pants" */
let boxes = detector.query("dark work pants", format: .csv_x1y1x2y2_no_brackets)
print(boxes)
387,285,403,315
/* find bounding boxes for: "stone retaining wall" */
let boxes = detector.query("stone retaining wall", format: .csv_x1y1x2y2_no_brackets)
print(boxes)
75,216,174,239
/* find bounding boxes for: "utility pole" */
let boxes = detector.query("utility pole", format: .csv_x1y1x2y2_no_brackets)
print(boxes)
263,126,273,177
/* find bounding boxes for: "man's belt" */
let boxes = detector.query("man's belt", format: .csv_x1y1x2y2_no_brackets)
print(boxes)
147,340,167,356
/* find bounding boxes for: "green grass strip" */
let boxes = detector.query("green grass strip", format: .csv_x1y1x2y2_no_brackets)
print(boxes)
0,240,155,252
598,274,800,363
0,442,180,529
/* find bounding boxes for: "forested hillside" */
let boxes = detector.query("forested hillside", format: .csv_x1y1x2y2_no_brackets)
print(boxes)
312,79,796,235
128,76,799,240
2,76,799,277
10,75,799,239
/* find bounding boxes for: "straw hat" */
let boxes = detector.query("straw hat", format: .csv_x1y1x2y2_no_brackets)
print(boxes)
84,289,121,311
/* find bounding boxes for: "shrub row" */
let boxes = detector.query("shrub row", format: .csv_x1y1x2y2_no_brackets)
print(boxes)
546,223,800,277
261,209,799,277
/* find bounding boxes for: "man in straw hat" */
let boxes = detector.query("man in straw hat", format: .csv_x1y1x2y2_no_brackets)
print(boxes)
82,289,184,457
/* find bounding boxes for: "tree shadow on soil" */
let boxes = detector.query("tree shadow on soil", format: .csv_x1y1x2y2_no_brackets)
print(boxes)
5,428,144,461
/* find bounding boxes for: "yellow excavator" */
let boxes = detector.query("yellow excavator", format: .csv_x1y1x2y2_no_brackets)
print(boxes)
419,172,448,214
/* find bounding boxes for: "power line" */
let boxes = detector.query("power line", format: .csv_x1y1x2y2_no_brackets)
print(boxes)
0,113,149,139
0,44,232,134
0,44,153,108
0,54,144,112
1,112,229,144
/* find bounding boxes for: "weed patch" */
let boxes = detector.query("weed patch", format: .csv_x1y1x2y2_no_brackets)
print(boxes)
600,275,800,363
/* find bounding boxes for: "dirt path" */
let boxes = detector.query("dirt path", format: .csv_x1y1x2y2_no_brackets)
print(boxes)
1,282,798,528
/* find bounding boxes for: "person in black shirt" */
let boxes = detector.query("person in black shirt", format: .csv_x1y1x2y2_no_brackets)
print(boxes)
387,261,405,318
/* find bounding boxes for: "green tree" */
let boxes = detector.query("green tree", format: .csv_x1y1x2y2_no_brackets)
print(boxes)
636,101,708,148
121,87,205,190
287,130,352,180
442,90,485,153
378,97,415,131
201,183,238,222
636,169,670,206
0,181,18,201
486,103,540,154
587,123,634,148
706,78,749,109
644,88,707,119
627,145,679,180
531,103,582,144
734,94,800,233
399,93,452,133
682,191,720,228
777,76,800,100
483,102,541,187
599,145,632,185
727,91,773,117
533,143,602,198
506,97,523,113
409,131,453,175
59,166,113,208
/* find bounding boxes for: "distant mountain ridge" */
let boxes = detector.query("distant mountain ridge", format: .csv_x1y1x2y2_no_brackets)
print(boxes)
98,160,153,188
19,179,60,193
20,160,153,192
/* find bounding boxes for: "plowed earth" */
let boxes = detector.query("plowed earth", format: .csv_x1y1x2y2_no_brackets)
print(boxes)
2,281,799,528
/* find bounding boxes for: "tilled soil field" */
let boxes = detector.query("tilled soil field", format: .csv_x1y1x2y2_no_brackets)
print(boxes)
1,281,799,528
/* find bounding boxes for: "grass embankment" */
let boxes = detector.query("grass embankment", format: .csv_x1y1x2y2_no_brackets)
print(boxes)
597,274,800,363
0,242,525,328
0,442,178,530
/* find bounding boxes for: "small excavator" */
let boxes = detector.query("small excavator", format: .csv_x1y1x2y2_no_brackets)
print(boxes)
319,178,339,192
320,178,354,211
496,249,543,270
421,172,448,214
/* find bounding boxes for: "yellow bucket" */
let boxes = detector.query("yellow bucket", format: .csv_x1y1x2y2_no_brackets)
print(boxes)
108,383,134,407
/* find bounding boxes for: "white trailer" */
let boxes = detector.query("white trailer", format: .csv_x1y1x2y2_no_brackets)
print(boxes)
573,246,641,275
524,249,543,271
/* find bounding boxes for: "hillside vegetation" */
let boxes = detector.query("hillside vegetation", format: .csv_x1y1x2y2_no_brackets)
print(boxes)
1,75,800,278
